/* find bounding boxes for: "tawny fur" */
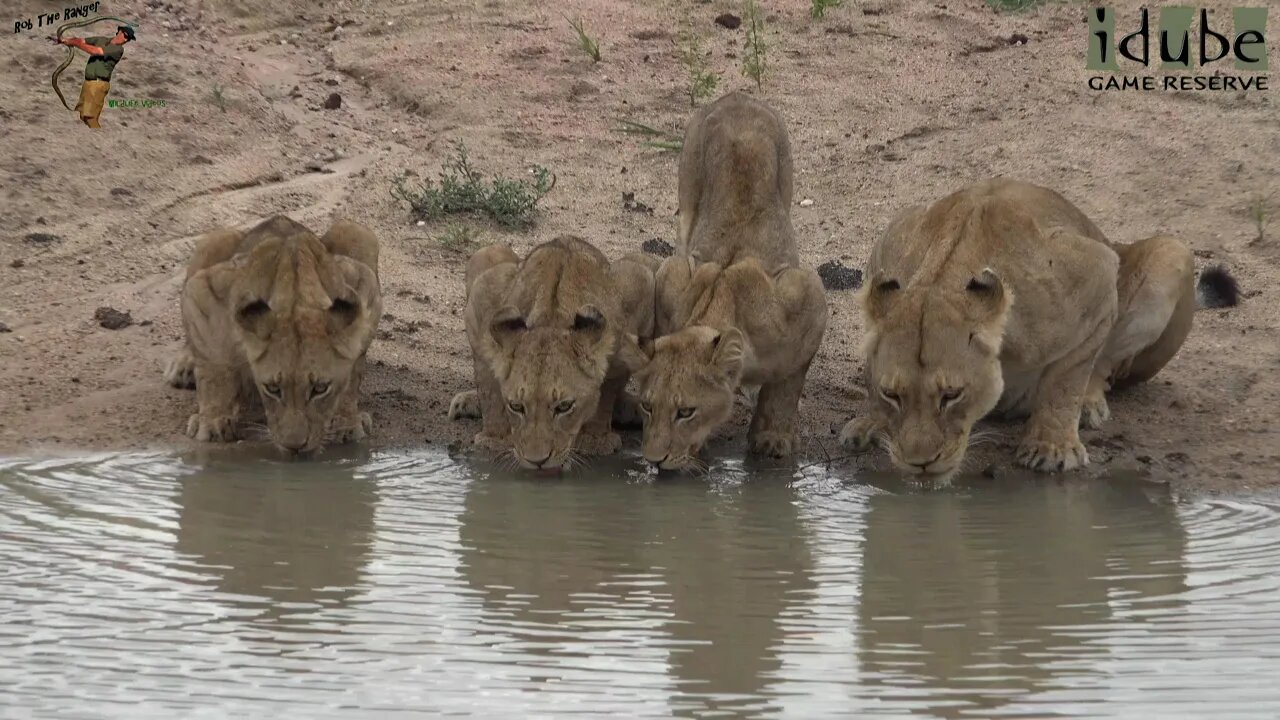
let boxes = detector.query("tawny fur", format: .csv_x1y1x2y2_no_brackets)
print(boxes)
166,215,382,454
449,237,656,470
840,178,1195,480
638,92,828,470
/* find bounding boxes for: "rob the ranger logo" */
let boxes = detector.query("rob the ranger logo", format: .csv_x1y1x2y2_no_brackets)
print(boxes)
1087,7,1269,92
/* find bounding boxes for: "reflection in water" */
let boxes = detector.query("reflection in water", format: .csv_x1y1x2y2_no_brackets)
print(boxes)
3,452,1280,718
174,456,378,626
458,462,815,717
857,477,1187,717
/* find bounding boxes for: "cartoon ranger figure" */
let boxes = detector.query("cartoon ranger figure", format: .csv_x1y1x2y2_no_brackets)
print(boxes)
47,23,136,128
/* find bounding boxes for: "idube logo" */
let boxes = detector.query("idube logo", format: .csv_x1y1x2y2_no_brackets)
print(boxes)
1087,7,1269,91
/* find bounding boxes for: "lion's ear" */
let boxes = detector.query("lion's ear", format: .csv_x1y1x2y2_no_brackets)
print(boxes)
489,305,527,350
862,271,901,325
710,327,745,384
235,297,274,339
963,268,1010,322
963,268,1011,354
328,296,360,329
572,304,608,345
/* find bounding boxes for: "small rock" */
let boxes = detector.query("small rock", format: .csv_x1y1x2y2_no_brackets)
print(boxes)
715,13,742,29
94,306,134,330
10,259,24,269
0,322,10,333
191,154,215,165
110,187,133,197
817,260,863,291
642,238,675,257
325,78,339,86
1009,33,1029,45
23,232,61,246
799,198,815,207
622,191,654,215
322,92,342,110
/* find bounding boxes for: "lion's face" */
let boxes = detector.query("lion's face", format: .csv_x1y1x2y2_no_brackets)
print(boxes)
245,318,359,455
231,236,378,456
483,306,615,470
635,326,743,472
862,270,1010,481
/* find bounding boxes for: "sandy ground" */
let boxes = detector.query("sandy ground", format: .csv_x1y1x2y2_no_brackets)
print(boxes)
0,0,1276,493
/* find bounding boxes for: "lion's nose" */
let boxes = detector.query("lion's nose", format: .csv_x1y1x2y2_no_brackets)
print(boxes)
646,454,670,470
529,452,553,468
912,450,944,471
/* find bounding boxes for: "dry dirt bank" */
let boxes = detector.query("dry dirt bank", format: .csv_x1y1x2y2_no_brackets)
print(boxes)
0,0,1276,493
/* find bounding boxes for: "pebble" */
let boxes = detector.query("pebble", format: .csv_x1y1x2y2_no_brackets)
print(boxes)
799,198,815,207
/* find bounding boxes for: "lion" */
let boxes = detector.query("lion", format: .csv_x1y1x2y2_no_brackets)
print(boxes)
164,215,382,455
447,236,655,471
636,92,828,471
839,178,1196,480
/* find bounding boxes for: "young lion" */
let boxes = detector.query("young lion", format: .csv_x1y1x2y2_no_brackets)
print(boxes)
448,237,654,471
840,178,1195,479
637,93,827,471
166,215,382,455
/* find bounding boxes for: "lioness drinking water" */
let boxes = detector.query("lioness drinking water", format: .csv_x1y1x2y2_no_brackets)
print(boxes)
166,216,382,456
636,93,828,471
840,179,1197,480
449,237,655,471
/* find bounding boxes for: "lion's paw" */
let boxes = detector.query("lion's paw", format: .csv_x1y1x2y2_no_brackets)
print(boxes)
749,430,796,458
1080,393,1110,430
331,412,372,444
838,417,881,453
187,413,238,442
164,352,196,390
1016,436,1088,473
473,431,510,453
576,431,622,456
448,390,481,420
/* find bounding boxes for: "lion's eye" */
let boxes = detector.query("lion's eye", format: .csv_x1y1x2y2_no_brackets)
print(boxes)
507,401,525,415
553,399,575,415
310,381,331,399
262,383,282,399
676,407,696,420
940,388,964,409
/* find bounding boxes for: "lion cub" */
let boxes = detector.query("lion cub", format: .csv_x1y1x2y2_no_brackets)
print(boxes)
637,92,827,471
166,216,382,455
448,237,655,471
840,179,1195,480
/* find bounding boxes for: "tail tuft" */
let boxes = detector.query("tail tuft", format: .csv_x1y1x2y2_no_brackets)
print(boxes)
1196,265,1239,309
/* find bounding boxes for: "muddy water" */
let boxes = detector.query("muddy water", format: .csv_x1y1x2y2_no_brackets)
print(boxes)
3,452,1280,718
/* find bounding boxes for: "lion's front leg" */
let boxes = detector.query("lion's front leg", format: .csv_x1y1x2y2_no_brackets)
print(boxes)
470,357,511,451
330,356,372,444
188,362,243,442
1017,321,1111,472
747,366,809,459
576,375,624,456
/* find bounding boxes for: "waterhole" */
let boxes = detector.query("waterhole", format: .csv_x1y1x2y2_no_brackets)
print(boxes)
2,451,1279,718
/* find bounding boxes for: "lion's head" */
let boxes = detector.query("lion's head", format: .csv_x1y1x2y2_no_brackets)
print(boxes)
227,225,379,456
480,303,638,470
635,325,744,472
860,268,1011,480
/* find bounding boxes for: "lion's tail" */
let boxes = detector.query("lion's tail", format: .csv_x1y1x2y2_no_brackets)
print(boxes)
1196,265,1239,310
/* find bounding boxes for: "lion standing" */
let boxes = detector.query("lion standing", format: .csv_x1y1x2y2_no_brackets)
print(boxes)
637,93,828,471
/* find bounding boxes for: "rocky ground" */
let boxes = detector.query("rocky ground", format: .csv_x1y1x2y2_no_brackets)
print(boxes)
0,0,1276,493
